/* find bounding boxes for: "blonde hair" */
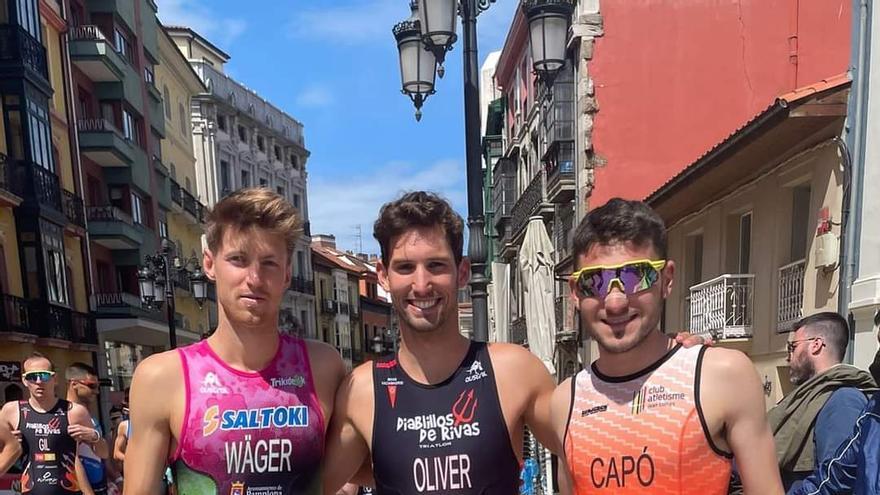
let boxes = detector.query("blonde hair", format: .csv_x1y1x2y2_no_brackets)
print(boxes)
205,188,301,257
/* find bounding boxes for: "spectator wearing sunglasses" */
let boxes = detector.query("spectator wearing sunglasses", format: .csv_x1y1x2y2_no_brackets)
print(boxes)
547,198,784,494
767,313,876,492
65,363,111,495
0,352,101,495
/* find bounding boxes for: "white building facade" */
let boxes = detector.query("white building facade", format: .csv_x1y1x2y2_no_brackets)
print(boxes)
166,27,316,334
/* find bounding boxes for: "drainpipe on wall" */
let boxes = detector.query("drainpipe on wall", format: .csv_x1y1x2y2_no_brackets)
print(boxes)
840,0,870,364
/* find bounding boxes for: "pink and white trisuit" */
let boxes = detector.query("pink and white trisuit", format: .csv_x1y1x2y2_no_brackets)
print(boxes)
172,334,324,495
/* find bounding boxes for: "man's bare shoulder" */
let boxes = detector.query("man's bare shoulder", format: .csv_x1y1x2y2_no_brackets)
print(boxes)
700,346,757,383
487,342,547,370
131,349,183,386
304,339,345,376
67,401,90,420
0,401,17,424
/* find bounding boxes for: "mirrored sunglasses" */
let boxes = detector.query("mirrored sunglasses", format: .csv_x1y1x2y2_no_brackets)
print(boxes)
570,259,667,299
23,370,55,383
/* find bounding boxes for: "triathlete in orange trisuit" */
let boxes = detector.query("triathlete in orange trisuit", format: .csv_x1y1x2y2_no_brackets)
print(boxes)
549,198,783,494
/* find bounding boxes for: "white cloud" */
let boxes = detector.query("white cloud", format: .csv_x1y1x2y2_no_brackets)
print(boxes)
157,0,247,49
308,159,468,253
296,86,335,108
288,0,405,45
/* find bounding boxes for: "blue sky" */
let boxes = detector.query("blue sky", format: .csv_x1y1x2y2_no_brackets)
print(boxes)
157,0,518,253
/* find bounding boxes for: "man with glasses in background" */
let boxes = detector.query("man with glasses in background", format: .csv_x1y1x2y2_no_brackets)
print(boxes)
65,363,111,495
763,312,876,492
0,352,101,494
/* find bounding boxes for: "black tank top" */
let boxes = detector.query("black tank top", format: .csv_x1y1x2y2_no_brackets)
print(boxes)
18,399,81,495
371,342,520,494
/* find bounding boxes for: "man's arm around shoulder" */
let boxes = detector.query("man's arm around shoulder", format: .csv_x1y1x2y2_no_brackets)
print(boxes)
123,351,181,495
702,348,784,495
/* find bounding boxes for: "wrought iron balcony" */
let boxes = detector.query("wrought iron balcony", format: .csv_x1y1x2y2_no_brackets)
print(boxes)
0,24,49,85
289,276,315,295
25,301,97,344
545,143,576,204
302,221,311,238
0,153,23,202
510,170,547,237
321,299,338,315
0,293,36,337
182,188,199,218
62,190,85,227
20,161,63,213
170,179,183,207
555,210,574,264
70,310,98,345
338,301,350,315
688,274,755,339
510,316,527,345
777,259,806,332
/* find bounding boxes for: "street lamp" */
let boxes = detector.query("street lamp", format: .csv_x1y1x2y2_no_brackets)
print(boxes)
394,3,437,122
138,239,209,349
523,0,574,85
392,0,573,343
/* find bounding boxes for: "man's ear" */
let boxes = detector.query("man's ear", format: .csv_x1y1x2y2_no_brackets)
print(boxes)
204,248,216,281
377,260,390,292
661,260,675,298
457,258,471,288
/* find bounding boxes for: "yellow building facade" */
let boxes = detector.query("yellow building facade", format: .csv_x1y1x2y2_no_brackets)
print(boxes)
157,25,215,338
0,0,95,402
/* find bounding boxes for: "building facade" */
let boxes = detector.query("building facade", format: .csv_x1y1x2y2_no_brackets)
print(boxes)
0,0,96,405
68,0,184,390
156,24,216,343
166,26,315,335
312,235,360,369
648,79,849,406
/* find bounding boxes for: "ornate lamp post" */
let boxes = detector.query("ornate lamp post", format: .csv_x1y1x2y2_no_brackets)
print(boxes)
138,239,209,349
392,0,573,342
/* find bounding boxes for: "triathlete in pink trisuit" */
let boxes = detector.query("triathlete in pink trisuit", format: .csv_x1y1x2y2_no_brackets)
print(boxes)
123,189,345,495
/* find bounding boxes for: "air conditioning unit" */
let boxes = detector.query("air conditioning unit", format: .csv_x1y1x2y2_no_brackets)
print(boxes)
815,232,839,269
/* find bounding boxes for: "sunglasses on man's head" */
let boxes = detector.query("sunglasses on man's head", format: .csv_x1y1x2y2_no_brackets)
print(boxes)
23,370,55,383
570,259,667,299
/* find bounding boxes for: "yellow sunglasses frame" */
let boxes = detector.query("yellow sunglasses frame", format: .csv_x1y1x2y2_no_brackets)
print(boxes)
570,259,668,296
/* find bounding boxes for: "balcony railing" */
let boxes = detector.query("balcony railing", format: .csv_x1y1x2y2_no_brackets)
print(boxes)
0,293,35,336
321,299,337,315
510,171,546,237
778,259,806,332
688,274,755,339
555,211,574,264
69,24,106,42
510,316,527,345
20,162,62,212
302,221,311,237
0,24,48,80
93,292,143,308
71,310,98,345
338,301,350,315
62,190,85,227
0,153,23,198
87,205,133,225
170,180,182,206
289,276,315,295
77,117,119,133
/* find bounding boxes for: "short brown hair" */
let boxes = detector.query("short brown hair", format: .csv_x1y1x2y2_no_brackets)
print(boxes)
205,188,301,257
23,352,54,372
373,191,464,266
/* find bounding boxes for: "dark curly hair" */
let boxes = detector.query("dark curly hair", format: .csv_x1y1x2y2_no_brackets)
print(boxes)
572,198,668,265
373,191,464,266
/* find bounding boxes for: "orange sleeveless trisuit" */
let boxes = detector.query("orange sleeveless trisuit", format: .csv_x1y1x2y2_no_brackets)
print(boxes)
564,344,732,494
